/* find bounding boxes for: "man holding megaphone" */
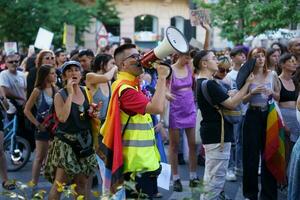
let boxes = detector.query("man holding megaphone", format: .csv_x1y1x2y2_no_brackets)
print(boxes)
98,43,171,198
98,27,189,198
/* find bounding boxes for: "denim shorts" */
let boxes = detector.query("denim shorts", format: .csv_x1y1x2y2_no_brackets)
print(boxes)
34,130,50,141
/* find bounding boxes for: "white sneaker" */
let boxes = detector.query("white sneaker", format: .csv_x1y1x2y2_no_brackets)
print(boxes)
226,170,237,181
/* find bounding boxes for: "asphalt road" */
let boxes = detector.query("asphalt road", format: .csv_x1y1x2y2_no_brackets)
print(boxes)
3,150,288,200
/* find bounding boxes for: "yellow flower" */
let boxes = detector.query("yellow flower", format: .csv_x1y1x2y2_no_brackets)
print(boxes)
70,184,77,191
77,195,85,200
92,190,100,197
28,180,36,187
55,181,65,193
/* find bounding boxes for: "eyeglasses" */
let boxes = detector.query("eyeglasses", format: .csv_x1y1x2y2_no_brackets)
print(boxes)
123,53,141,62
218,67,230,74
7,60,19,64
44,56,55,60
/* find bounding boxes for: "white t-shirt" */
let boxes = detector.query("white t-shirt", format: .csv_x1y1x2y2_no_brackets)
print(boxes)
0,70,27,105
225,68,249,115
225,69,238,89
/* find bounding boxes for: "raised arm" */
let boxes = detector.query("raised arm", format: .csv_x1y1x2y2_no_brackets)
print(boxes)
86,66,118,86
201,22,211,50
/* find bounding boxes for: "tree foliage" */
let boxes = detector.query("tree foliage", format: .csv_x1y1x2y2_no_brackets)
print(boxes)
0,0,119,48
93,0,119,26
195,0,300,45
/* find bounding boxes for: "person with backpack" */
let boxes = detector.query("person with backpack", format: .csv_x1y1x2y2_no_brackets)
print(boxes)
193,50,252,200
45,61,97,199
24,64,58,186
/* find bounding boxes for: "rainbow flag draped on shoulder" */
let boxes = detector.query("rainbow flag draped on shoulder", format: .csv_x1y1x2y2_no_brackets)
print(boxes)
97,72,139,194
264,99,286,184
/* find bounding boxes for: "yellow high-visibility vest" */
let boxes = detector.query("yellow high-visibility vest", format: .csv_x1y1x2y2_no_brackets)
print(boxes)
119,84,160,173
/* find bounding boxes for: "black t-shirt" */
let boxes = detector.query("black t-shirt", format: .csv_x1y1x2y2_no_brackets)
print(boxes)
196,78,233,144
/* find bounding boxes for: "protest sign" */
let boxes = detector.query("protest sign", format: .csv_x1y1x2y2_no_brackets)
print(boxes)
4,42,17,54
190,9,210,26
34,27,54,50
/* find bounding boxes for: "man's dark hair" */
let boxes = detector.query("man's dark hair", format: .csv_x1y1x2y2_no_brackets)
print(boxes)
230,46,246,57
114,44,136,58
193,50,212,71
78,49,94,58
122,37,132,44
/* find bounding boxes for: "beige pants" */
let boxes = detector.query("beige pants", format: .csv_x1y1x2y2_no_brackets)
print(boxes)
200,142,231,200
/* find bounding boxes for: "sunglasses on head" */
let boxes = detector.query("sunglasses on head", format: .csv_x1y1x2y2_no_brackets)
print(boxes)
218,56,229,62
7,60,19,64
45,56,55,60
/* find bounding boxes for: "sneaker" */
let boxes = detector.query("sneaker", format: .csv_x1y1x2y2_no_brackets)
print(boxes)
173,179,183,192
189,178,200,187
226,170,237,182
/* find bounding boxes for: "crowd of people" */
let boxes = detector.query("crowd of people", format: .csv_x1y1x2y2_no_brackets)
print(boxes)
0,31,300,200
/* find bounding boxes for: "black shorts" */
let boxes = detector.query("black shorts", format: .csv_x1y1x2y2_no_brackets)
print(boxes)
34,130,50,141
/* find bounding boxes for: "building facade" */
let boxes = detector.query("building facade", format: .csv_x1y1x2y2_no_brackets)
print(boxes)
83,0,229,51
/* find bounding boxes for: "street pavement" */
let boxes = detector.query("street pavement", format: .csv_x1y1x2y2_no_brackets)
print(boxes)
3,149,288,200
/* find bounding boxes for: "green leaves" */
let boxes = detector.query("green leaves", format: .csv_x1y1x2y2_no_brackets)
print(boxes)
0,0,119,48
195,0,300,45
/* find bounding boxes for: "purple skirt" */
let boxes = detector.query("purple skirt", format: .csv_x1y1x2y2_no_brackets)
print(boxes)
169,90,196,129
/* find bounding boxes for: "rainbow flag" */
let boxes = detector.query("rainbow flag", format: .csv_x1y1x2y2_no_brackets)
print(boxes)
264,101,286,183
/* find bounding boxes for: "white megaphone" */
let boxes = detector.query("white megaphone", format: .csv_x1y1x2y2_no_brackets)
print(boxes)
139,26,189,78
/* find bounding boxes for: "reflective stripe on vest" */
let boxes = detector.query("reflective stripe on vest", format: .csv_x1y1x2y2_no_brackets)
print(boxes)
121,122,153,131
123,139,155,147
118,83,160,173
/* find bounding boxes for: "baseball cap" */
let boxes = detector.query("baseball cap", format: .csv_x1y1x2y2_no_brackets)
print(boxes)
61,61,82,74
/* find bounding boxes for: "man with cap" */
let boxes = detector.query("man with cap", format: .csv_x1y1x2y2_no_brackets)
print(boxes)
224,46,247,181
98,44,169,199
55,48,67,68
54,48,67,88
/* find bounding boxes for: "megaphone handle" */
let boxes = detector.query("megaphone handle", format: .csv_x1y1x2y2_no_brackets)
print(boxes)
166,65,172,80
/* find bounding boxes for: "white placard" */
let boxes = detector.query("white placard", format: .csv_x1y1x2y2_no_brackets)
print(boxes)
34,27,54,50
157,162,171,190
4,42,17,54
